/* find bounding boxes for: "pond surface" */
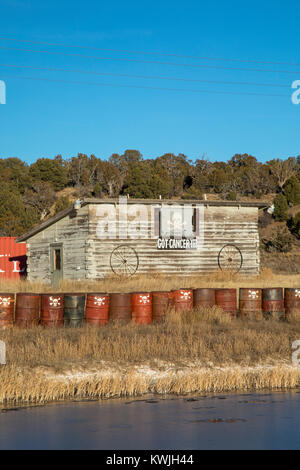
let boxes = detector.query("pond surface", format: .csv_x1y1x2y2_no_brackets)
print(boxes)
0,391,300,449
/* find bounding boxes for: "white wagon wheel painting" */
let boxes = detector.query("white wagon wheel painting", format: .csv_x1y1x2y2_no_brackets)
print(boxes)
218,244,243,273
110,245,139,277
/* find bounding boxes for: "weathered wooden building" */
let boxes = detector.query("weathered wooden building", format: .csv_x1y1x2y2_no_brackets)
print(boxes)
16,198,266,284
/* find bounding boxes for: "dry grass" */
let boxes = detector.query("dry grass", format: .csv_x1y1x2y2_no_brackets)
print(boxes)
0,268,300,294
1,306,300,404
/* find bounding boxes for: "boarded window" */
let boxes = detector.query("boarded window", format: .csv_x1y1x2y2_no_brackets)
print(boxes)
157,206,196,238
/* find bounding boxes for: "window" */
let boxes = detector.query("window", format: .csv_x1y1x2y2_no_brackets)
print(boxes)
154,206,199,238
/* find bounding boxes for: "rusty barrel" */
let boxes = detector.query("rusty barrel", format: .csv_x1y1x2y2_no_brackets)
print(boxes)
0,294,15,329
109,293,131,322
131,292,152,325
15,293,40,328
193,288,216,309
41,294,64,327
168,291,175,308
239,288,262,319
215,289,237,317
86,293,110,326
262,288,285,320
63,294,85,327
284,288,300,320
171,289,193,312
152,291,170,322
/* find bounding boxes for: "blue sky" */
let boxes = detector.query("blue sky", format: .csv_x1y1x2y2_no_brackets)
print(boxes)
0,0,299,164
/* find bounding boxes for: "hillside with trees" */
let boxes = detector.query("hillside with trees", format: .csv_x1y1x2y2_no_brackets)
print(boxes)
1,150,300,271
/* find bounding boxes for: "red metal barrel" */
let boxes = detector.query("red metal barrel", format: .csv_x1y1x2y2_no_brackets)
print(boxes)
131,292,152,325
239,288,262,319
171,289,193,312
86,293,110,326
262,288,285,320
193,288,216,309
15,293,40,328
215,289,237,316
284,288,300,320
0,294,15,329
152,291,170,322
41,294,64,327
109,293,131,322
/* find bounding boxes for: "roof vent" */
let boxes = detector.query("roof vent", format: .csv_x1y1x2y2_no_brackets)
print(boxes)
74,199,82,211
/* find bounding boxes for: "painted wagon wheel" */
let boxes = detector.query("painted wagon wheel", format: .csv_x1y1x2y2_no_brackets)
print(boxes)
110,245,139,277
218,244,243,273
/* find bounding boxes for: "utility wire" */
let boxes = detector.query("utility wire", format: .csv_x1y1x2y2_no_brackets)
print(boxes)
0,63,291,88
0,46,299,75
0,36,299,67
0,73,288,97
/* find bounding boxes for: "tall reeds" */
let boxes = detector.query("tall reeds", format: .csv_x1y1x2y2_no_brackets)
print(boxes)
0,306,300,404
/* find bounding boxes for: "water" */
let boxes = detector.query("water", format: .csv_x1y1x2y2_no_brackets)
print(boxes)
0,391,300,449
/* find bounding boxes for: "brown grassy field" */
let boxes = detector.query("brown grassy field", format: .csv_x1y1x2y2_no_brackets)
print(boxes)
0,268,300,294
1,304,300,405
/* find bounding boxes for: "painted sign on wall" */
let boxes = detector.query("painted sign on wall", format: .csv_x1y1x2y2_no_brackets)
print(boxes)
157,238,198,250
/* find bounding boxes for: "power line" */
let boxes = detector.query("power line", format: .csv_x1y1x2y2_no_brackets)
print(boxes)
0,36,299,67
0,73,288,97
0,63,290,88
0,46,299,75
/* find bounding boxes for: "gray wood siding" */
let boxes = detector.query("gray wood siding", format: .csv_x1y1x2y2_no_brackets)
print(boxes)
26,206,89,283
87,204,260,278
24,202,260,282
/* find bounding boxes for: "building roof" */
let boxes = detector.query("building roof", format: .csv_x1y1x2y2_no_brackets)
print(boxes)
16,197,268,243
83,198,268,207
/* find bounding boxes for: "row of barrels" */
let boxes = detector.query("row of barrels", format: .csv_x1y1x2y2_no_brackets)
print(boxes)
0,288,299,329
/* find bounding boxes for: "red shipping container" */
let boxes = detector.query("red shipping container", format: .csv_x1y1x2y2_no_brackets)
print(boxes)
0,238,27,279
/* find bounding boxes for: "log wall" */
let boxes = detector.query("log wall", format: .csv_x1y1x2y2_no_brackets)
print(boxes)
87,203,260,278
24,202,260,282
26,207,89,283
